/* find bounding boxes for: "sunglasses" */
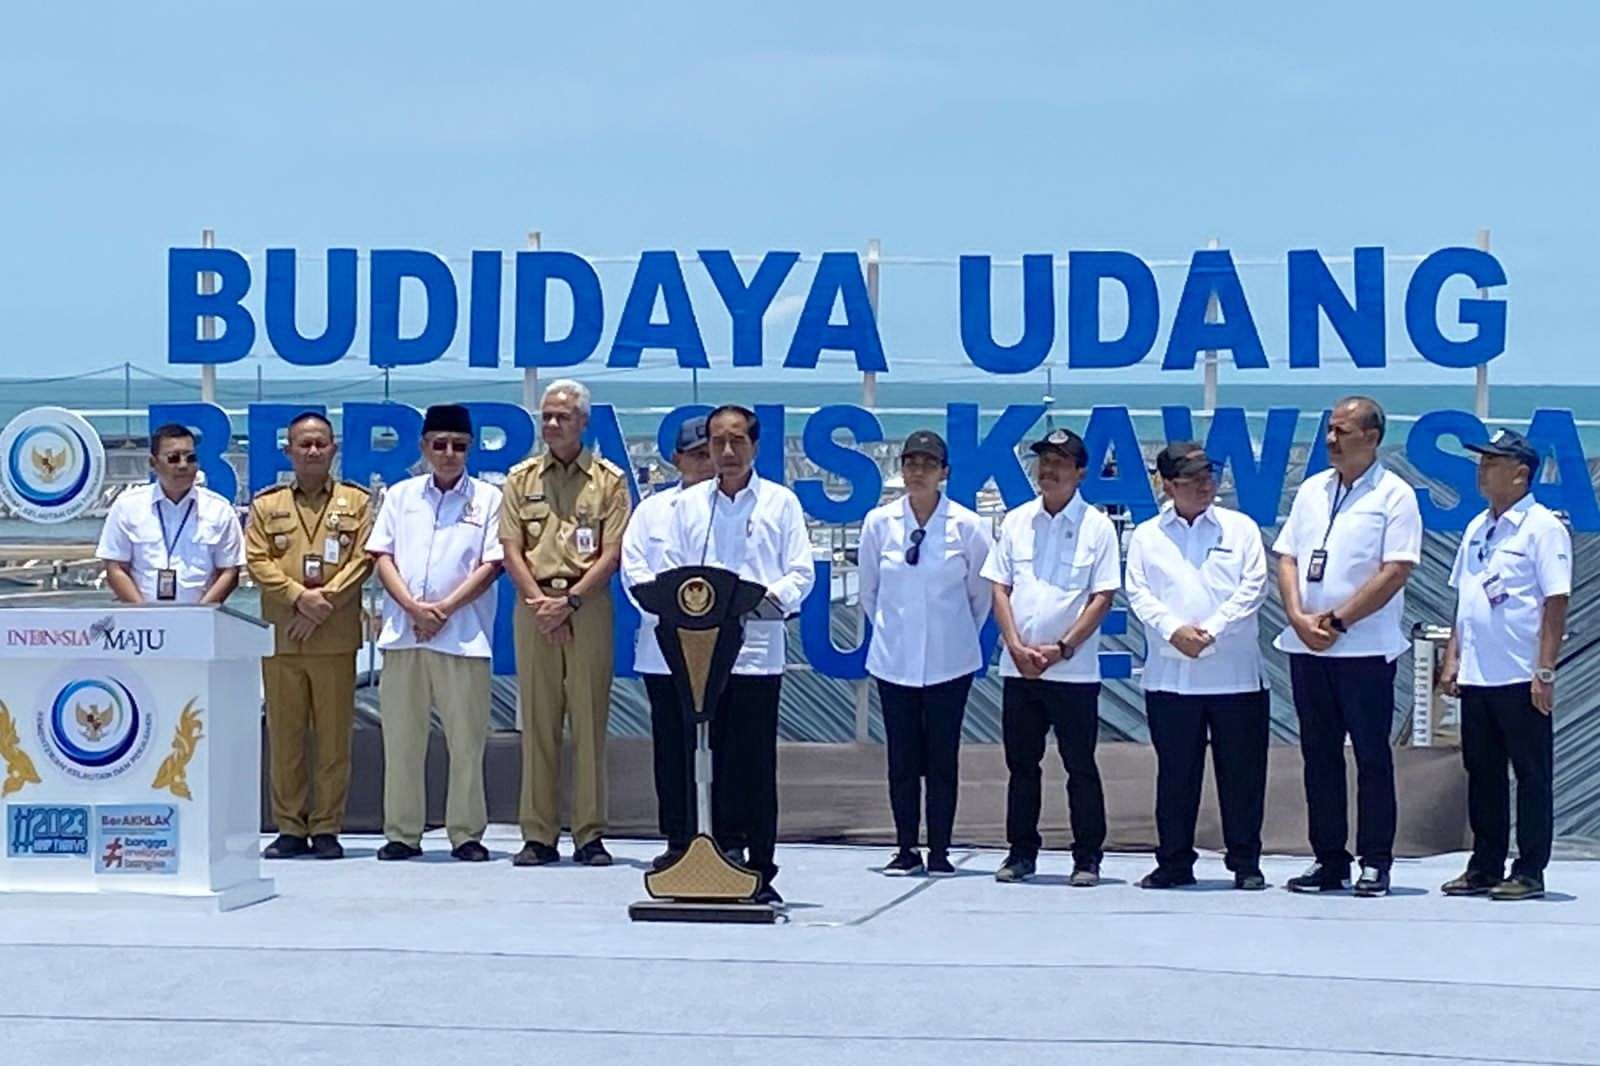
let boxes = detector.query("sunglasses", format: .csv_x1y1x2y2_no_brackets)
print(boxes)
161,452,198,465
429,439,470,454
906,527,926,566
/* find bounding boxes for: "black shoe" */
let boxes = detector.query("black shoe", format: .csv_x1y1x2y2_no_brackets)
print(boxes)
1489,873,1545,901
995,853,1036,883
572,839,613,866
651,846,687,872
451,840,490,862
883,848,924,877
1138,866,1196,889
1069,863,1101,888
1441,868,1500,896
1286,861,1350,893
754,882,784,907
377,840,423,861
309,834,344,860
512,841,561,867
926,851,956,877
726,846,748,868
262,834,310,860
1353,865,1391,897
1234,870,1268,891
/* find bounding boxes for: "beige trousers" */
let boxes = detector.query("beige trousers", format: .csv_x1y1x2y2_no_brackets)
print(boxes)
262,652,356,837
378,647,491,848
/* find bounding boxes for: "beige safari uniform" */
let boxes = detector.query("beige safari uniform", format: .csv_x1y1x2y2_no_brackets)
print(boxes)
245,478,374,837
500,450,631,848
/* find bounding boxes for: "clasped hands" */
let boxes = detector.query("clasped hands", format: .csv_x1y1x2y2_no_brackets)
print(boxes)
525,590,574,645
1289,609,1341,652
288,587,335,642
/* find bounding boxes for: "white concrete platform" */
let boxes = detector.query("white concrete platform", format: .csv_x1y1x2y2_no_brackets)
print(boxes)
1,829,1596,1065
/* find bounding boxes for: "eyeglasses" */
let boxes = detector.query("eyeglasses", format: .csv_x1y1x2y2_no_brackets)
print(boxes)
429,439,470,454
906,527,926,566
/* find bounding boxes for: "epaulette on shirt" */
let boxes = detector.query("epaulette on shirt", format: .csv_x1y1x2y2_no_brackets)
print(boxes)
337,480,372,498
508,457,540,477
253,483,291,500
593,455,624,478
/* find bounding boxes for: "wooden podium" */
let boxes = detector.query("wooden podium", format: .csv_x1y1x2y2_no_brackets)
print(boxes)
0,605,276,911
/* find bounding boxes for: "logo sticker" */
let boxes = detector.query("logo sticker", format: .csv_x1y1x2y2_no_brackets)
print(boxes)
6,804,90,858
35,676,154,781
0,407,106,524
94,804,179,875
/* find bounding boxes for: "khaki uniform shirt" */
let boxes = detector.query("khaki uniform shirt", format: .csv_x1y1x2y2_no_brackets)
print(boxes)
500,449,631,589
245,478,374,655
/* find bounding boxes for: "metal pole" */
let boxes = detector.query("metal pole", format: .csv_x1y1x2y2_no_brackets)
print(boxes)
522,231,542,413
695,722,713,835
1202,236,1220,412
1475,228,1491,420
122,362,132,442
200,228,217,404
854,239,881,744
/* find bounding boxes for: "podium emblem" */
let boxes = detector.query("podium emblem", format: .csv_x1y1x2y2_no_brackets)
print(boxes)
677,575,715,618
36,676,153,781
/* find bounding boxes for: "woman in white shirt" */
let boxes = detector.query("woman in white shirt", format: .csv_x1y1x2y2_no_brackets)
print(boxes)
858,430,993,877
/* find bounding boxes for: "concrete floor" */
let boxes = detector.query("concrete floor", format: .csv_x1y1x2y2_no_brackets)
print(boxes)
1,831,1596,1065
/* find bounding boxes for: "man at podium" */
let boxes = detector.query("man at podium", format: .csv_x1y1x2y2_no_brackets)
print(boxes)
662,405,815,905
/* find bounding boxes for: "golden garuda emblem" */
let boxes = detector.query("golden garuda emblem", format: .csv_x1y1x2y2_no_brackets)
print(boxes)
0,700,42,798
31,445,67,483
677,576,715,618
75,701,115,742
151,699,204,800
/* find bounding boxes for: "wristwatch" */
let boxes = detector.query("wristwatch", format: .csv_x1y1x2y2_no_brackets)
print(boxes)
1057,637,1075,660
1328,613,1347,633
566,593,583,611
1534,667,1556,684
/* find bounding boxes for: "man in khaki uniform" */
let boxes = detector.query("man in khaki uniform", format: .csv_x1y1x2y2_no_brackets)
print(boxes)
500,379,631,867
245,411,374,861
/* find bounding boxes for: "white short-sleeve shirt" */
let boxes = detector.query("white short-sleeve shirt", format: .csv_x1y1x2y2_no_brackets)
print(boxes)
1449,494,1572,686
980,493,1121,683
620,485,683,675
366,473,505,658
95,482,245,604
859,493,993,688
1124,504,1267,695
1272,462,1422,660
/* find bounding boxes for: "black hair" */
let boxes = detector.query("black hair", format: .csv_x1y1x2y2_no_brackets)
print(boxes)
707,404,760,444
1335,395,1386,444
149,423,195,456
287,410,334,439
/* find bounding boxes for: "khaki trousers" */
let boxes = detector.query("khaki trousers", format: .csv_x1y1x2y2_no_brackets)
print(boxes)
378,647,491,848
516,593,614,847
262,652,356,837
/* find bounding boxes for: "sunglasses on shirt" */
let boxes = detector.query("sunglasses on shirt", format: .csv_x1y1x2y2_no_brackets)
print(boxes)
428,439,471,454
906,527,926,566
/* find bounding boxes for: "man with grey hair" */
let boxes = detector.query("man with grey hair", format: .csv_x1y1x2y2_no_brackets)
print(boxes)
1273,395,1421,898
500,378,631,867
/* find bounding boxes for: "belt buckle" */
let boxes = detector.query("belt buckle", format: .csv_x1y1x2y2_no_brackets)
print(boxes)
549,578,570,591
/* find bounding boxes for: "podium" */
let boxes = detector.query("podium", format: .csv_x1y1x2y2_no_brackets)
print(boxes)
627,566,776,924
0,605,276,911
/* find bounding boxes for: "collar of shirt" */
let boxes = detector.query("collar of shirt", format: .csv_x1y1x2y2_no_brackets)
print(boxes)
539,447,593,475
1157,502,1219,533
422,472,473,504
1028,490,1086,531
710,470,762,507
292,476,332,501
1480,492,1535,532
1328,459,1386,502
899,491,949,529
150,484,198,512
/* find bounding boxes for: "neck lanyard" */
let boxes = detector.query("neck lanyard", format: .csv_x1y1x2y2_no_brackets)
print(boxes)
296,484,333,545
156,497,197,569
1321,478,1356,549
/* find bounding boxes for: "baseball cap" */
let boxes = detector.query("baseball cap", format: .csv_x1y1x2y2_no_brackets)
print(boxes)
1465,428,1540,476
901,429,948,464
1155,441,1216,481
1029,427,1088,468
674,415,710,454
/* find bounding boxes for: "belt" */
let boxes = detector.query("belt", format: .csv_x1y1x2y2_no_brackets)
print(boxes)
537,578,577,593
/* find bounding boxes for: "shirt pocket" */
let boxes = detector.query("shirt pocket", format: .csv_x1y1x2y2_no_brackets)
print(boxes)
261,515,298,556
517,500,551,542
1199,546,1244,593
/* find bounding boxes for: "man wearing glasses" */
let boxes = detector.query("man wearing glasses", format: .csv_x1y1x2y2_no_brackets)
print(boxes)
1124,443,1271,890
981,428,1121,887
500,379,631,869
367,404,504,863
97,422,244,606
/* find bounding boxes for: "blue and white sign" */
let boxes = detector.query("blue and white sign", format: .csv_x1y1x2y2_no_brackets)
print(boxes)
93,803,179,875
5,804,90,858
35,675,154,782
0,406,106,523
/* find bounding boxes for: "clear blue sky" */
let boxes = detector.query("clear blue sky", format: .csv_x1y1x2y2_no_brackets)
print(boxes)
2,2,1595,386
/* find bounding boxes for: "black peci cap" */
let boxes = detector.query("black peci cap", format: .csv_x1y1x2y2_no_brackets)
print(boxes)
422,404,473,436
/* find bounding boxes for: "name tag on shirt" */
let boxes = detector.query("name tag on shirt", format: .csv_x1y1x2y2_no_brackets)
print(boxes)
575,526,596,554
1306,549,1328,583
156,568,177,601
1482,570,1508,607
323,536,341,564
302,556,325,588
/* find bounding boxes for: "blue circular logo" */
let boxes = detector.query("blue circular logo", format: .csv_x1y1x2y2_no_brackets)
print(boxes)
36,676,153,781
0,407,106,523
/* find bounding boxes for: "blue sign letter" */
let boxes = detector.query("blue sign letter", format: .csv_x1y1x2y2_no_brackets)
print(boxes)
168,248,254,365
701,250,799,368
1163,249,1268,371
784,252,887,372
371,250,458,368
1404,247,1507,369
796,405,885,524
609,251,709,369
1068,251,1158,369
959,254,1054,374
514,251,603,368
1288,247,1385,369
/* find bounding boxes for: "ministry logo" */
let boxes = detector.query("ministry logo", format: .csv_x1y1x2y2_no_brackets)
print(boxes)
35,676,154,781
0,406,106,524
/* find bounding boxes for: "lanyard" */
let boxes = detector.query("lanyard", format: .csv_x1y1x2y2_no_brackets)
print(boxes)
156,498,197,569
1320,479,1355,550
296,485,334,546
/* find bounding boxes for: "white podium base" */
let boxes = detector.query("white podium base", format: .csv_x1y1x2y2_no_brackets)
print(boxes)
0,877,275,913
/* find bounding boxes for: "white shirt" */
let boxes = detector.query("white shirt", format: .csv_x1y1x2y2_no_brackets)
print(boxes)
980,493,1121,683
620,485,685,675
1272,462,1422,661
366,473,505,658
664,473,817,676
1449,494,1572,687
95,482,245,604
859,494,994,687
1125,503,1267,695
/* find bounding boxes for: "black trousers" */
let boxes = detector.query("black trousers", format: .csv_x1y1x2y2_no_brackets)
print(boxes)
1288,654,1398,871
1001,678,1106,865
709,673,782,884
644,672,694,848
878,674,973,853
1460,682,1554,879
1145,688,1270,875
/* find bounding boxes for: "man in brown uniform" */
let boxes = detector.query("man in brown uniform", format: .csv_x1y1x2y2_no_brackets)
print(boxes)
500,379,631,867
246,411,374,861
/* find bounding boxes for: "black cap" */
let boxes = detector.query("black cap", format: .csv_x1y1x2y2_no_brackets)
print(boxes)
1465,428,1540,475
674,415,710,454
422,404,473,436
901,429,948,464
1155,441,1215,480
1029,427,1088,468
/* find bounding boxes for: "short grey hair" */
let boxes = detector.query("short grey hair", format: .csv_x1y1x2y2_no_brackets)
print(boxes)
541,379,591,416
1334,394,1386,443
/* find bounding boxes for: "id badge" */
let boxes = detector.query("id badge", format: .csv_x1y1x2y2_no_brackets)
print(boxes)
156,568,177,601
302,556,325,588
1306,549,1328,584
575,526,596,554
323,536,341,564
1482,571,1509,607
